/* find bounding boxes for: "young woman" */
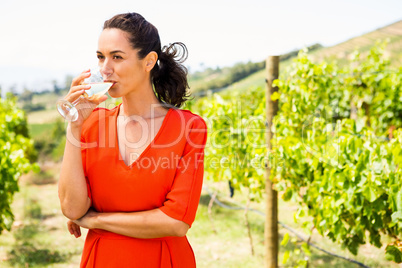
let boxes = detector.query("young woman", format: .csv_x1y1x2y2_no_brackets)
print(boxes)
58,12,207,267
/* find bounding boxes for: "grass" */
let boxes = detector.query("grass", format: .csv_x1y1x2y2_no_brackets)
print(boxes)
31,93,63,110
27,109,61,125
196,183,401,268
28,123,56,139
0,167,399,267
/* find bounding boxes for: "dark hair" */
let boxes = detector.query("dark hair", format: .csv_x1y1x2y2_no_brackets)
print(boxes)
103,13,190,108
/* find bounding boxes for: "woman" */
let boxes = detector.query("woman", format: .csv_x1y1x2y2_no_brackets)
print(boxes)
58,12,207,267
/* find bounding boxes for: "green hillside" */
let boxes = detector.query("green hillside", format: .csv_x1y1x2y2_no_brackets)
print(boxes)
188,44,321,94
310,19,402,67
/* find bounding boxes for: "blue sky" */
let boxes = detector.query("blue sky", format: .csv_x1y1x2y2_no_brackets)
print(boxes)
0,0,401,93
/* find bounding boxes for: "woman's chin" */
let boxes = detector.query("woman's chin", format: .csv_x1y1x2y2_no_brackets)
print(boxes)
108,90,120,99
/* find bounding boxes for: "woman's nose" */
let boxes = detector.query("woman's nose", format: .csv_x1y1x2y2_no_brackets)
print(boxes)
100,65,113,80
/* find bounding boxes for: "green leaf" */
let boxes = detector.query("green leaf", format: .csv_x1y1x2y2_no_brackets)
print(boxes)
391,211,402,222
385,245,402,263
281,233,290,246
396,190,402,211
363,186,378,203
282,250,290,264
282,188,293,201
271,91,280,101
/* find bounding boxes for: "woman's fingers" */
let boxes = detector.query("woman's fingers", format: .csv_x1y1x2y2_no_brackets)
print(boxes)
71,69,91,87
66,90,85,102
67,221,74,234
61,68,109,124
74,223,82,238
70,84,91,94
64,72,91,103
67,220,82,238
68,220,77,236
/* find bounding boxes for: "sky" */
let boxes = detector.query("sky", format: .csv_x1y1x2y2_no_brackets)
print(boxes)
0,0,401,94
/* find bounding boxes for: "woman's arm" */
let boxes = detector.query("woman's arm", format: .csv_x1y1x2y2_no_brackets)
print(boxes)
58,124,91,220
58,70,107,220
74,209,190,238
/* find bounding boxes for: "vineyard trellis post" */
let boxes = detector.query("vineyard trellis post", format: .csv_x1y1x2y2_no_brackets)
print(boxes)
264,56,279,268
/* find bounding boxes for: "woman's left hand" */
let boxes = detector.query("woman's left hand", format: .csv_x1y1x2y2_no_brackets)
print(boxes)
67,220,82,238
73,208,99,230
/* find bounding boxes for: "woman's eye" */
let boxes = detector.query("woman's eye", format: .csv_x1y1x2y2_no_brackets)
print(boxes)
97,55,105,60
113,55,123,60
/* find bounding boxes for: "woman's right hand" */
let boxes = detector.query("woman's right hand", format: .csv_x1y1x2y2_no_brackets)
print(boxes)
64,69,108,128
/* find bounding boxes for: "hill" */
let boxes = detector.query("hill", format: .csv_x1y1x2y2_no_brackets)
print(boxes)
188,44,322,94
310,20,402,66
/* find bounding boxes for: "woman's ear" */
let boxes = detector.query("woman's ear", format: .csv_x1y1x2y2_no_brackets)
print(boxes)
144,51,158,72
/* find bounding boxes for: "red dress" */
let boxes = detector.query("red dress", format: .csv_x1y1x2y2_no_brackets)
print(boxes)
79,104,207,267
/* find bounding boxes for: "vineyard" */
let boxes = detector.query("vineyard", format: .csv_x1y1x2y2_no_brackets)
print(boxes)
190,41,402,267
1,38,402,266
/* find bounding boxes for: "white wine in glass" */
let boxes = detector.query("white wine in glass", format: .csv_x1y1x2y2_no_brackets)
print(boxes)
56,68,113,122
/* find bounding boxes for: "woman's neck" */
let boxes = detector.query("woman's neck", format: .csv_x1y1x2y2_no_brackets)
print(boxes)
119,85,167,118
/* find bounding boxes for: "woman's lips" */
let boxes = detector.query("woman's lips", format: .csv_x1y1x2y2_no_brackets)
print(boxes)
105,80,117,87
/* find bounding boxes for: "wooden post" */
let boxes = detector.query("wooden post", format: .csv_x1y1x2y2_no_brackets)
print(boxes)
265,56,279,268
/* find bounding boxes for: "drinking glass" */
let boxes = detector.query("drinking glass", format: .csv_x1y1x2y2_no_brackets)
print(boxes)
56,67,113,122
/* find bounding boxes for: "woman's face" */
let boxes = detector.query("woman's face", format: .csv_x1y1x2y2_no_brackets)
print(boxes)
97,28,148,98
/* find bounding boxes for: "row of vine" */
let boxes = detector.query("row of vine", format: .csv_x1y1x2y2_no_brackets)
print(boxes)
191,41,402,264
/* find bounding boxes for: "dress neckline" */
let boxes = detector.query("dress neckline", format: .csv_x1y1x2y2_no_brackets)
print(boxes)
114,103,173,170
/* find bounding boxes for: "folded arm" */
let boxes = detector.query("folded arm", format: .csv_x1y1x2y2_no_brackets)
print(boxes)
72,208,189,238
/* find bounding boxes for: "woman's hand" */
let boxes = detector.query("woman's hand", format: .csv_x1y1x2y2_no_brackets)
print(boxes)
73,208,99,230
67,220,82,238
64,69,108,128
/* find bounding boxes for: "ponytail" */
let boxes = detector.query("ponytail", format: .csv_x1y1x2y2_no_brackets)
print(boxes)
152,42,190,108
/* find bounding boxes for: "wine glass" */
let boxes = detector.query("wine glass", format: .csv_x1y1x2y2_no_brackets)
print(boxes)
56,67,113,122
